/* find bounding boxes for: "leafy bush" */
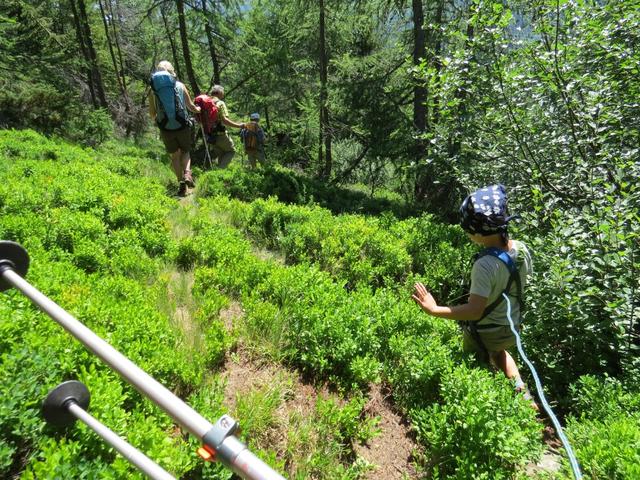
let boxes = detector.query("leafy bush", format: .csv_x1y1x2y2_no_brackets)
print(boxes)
564,415,640,480
195,162,411,217
411,365,543,479
0,130,208,478
316,396,379,445
558,376,640,479
62,107,114,147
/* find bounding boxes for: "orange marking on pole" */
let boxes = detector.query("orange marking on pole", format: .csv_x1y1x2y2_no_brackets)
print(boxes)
197,446,215,462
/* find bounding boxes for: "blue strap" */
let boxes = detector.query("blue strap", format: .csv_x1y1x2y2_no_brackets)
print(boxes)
482,247,517,274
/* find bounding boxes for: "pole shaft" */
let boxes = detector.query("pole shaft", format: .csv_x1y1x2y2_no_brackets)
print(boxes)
219,437,286,480
68,403,176,480
1,268,213,438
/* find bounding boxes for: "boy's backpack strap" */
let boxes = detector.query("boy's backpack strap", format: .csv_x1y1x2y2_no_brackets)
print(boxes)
476,247,523,321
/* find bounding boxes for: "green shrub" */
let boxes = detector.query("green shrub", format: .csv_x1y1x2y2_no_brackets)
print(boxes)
175,237,200,270
398,214,473,302
411,365,543,479
0,130,199,478
385,331,456,410
72,239,108,273
565,414,640,480
63,107,114,147
316,396,379,445
560,376,640,479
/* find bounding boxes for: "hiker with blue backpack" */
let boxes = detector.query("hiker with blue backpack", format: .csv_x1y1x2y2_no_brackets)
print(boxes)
148,61,201,196
412,185,536,406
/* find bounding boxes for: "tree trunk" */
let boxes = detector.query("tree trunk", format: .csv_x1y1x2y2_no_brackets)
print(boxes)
160,5,184,80
412,0,429,202
265,104,271,132
98,0,125,96
69,0,97,107
108,0,129,98
448,20,473,159
318,0,332,178
176,0,200,95
201,0,221,85
77,0,109,108
431,0,443,125
412,0,427,134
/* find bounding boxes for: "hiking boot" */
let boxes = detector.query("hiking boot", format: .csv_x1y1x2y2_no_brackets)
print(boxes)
177,180,187,197
183,171,195,188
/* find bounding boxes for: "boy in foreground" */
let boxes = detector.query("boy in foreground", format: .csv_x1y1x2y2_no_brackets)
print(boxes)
412,184,535,404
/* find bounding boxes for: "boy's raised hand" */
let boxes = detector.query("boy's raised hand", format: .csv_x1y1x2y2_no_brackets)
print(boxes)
412,282,437,313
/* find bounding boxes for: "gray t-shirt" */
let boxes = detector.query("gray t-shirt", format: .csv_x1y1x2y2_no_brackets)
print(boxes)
469,240,533,328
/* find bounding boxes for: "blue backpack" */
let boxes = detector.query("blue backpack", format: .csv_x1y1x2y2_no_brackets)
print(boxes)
150,71,189,131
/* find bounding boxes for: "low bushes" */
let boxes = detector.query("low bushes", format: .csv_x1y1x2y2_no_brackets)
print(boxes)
561,376,640,479
5,130,636,479
411,365,543,479
199,196,471,296
0,130,224,478
196,162,411,217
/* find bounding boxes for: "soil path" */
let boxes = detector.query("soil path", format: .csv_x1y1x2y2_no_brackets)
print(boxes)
218,300,420,479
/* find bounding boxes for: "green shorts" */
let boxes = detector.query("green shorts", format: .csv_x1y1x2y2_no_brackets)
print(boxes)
462,325,517,354
160,127,192,153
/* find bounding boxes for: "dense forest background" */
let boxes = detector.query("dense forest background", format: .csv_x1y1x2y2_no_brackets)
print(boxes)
0,0,639,478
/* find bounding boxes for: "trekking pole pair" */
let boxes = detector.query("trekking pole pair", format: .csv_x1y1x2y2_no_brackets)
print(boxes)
199,122,213,169
0,241,284,480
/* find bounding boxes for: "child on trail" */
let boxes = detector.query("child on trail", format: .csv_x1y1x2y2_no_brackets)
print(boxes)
412,184,536,405
240,113,266,168
148,61,200,196
207,85,246,168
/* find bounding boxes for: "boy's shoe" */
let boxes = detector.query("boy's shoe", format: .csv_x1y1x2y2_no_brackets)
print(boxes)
516,384,539,411
183,171,195,188
178,181,187,197
542,425,562,449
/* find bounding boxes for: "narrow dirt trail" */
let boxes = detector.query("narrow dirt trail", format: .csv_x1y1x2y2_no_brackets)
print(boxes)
355,384,419,480
164,195,200,354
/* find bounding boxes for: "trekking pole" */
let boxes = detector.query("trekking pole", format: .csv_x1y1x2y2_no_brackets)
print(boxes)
0,241,285,480
43,381,176,480
200,123,213,170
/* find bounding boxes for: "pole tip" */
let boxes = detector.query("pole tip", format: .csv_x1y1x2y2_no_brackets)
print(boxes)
42,380,90,427
0,241,29,291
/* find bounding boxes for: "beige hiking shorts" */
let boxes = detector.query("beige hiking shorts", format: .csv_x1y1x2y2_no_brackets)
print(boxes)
462,325,517,354
160,127,192,153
